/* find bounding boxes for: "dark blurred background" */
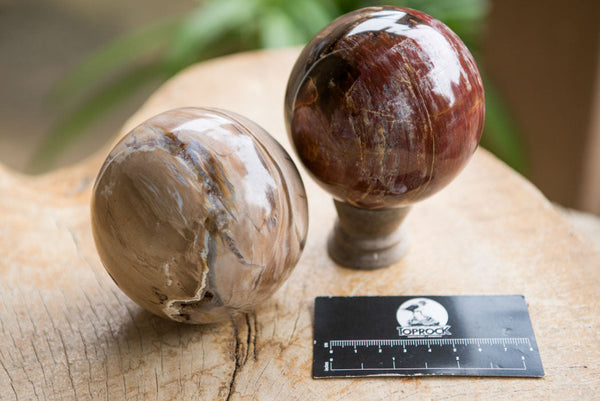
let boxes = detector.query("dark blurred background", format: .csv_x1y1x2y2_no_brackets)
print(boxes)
0,0,599,223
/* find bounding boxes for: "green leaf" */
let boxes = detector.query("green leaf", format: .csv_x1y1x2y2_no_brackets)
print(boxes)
31,63,164,173
258,8,307,48
480,77,527,174
281,0,338,38
47,18,180,107
165,0,262,73
334,0,364,13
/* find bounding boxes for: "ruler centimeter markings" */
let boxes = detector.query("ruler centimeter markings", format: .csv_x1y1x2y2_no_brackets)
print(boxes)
328,338,533,347
324,338,531,373
313,296,544,378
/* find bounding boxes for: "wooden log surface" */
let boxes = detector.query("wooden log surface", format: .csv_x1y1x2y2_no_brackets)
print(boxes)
0,48,598,400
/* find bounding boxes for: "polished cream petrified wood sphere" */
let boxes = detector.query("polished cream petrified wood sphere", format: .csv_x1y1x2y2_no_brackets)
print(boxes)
91,108,308,323
284,6,485,268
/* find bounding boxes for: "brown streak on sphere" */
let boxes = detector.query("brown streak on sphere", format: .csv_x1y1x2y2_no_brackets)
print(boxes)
91,108,308,323
285,6,485,209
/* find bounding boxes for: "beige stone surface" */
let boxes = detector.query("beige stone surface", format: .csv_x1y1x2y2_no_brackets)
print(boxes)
0,48,599,400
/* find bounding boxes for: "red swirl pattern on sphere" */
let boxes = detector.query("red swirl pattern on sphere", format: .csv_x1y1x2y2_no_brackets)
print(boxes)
285,7,485,209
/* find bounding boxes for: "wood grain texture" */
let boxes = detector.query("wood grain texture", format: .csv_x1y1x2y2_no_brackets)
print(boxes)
0,48,599,400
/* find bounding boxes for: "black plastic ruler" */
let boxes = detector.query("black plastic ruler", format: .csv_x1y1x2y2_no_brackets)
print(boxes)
313,295,544,378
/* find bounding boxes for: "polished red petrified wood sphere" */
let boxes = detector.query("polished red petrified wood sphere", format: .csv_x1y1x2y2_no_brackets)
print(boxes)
285,6,485,209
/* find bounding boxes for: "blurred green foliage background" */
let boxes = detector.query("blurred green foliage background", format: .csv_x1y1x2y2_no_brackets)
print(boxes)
37,0,525,174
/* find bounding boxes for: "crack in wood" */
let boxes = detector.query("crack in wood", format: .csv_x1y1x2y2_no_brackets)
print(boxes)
225,312,257,401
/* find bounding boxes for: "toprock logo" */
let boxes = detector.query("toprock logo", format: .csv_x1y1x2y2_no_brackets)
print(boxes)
396,297,452,338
